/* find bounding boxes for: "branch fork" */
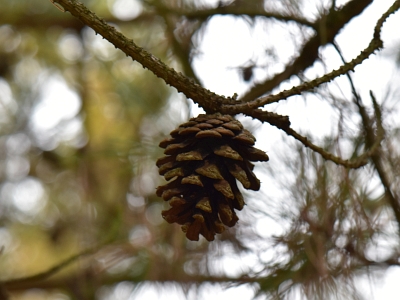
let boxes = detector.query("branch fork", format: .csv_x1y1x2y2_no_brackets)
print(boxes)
51,0,399,169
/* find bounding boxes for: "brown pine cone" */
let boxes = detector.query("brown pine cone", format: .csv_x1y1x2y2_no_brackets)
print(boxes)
156,113,269,241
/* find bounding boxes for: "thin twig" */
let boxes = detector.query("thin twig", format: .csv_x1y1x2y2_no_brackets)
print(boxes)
158,4,316,29
224,39,381,113
50,0,399,170
358,91,400,233
244,41,385,169
224,0,400,112
335,36,400,226
239,0,374,103
280,127,383,169
246,106,382,168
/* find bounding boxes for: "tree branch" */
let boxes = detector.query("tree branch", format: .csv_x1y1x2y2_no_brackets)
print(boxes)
50,0,292,131
4,268,257,292
239,0,374,103
223,0,400,113
52,0,235,114
50,0,399,171
157,4,316,29
281,125,383,169
331,1,400,177
356,91,400,232
225,40,380,112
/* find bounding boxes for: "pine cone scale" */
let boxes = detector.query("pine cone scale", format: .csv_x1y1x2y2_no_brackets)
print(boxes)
213,180,235,199
181,175,203,186
195,161,224,179
214,145,243,160
195,197,212,213
195,130,223,138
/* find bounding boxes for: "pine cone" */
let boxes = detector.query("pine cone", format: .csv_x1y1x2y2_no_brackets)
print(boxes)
156,113,269,241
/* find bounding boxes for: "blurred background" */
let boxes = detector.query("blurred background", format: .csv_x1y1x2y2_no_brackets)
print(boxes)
1,0,400,299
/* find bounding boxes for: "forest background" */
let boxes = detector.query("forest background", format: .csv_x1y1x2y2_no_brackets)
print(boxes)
0,0,400,299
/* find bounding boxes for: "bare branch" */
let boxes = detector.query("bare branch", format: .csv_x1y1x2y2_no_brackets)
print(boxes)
225,40,380,112
50,0,399,171
239,0,375,103
4,268,257,292
158,4,316,29
280,125,383,169
247,109,291,129
357,91,400,232
240,105,383,169
52,0,235,114
224,0,400,113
